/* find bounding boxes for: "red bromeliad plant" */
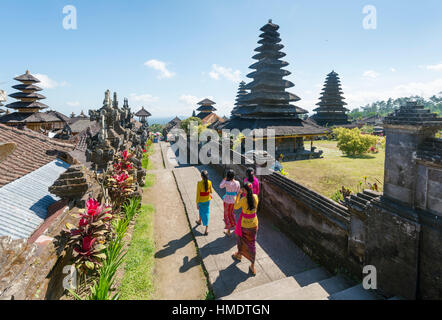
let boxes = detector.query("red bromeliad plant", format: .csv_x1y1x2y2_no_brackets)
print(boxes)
66,198,113,273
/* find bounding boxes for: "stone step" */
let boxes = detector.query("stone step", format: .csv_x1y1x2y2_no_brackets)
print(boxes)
220,267,331,300
221,276,299,300
291,267,332,286
328,284,379,300
265,275,353,300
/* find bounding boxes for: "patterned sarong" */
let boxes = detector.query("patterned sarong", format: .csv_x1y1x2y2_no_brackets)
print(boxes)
223,202,236,229
236,227,258,263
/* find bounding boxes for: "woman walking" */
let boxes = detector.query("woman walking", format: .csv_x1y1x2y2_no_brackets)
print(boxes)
220,169,240,236
244,168,259,195
232,182,259,275
196,170,213,235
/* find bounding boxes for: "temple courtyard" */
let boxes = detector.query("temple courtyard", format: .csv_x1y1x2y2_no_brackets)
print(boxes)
283,140,385,199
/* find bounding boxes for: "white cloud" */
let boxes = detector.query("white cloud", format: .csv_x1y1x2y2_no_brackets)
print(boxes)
425,63,442,71
179,94,200,106
34,74,68,89
390,67,396,72
66,101,80,107
362,70,380,79
209,64,241,82
129,93,159,104
179,94,217,112
144,59,175,79
209,71,220,80
346,77,442,108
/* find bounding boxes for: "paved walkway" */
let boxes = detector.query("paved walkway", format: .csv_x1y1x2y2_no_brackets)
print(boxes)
143,143,206,300
165,142,319,298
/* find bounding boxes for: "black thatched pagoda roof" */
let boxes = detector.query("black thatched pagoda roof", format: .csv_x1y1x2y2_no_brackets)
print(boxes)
0,111,62,124
12,84,43,91
311,71,350,126
231,81,248,118
14,71,40,83
5,101,49,110
9,92,46,100
222,20,322,136
135,106,152,117
198,98,216,106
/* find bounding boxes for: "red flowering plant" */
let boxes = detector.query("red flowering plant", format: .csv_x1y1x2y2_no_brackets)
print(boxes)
112,150,134,175
106,171,136,210
66,198,113,273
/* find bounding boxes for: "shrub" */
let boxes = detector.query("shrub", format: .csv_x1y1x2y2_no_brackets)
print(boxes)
333,127,378,156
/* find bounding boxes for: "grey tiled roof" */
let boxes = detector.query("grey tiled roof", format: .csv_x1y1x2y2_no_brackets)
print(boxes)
0,159,70,239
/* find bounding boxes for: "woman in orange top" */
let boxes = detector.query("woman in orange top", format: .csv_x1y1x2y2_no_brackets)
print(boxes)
196,170,213,235
232,182,259,275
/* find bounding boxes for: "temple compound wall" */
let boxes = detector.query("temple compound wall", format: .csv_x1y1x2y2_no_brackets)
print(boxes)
193,102,441,299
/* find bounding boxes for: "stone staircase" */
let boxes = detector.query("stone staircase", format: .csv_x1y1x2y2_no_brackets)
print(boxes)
221,267,382,300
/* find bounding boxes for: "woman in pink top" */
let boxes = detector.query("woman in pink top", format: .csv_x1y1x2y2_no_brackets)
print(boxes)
220,169,240,236
244,168,259,195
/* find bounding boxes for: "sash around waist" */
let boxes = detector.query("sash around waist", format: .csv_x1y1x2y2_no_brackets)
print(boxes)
200,192,210,196
242,212,257,219
225,191,237,196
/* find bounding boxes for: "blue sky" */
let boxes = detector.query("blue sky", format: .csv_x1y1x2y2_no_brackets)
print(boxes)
1,0,442,119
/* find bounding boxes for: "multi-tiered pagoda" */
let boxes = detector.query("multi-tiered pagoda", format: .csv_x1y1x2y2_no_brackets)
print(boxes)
0,71,65,131
195,98,224,126
231,81,248,119
195,99,217,119
221,20,326,160
311,71,350,127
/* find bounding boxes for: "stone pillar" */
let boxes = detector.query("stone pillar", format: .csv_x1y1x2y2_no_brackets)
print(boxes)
364,101,442,299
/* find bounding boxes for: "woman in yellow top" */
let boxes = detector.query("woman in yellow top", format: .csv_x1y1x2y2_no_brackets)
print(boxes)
232,182,259,275
196,170,213,235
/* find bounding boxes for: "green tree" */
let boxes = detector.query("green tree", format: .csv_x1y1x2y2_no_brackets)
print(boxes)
180,117,206,135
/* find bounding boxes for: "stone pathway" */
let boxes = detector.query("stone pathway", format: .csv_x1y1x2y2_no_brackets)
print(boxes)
143,142,206,300
164,141,382,300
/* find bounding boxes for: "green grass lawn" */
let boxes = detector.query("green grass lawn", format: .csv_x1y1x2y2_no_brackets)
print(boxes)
283,140,385,199
118,203,155,300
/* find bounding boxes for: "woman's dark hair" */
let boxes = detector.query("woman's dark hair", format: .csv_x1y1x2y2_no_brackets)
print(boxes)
243,182,255,211
226,169,235,181
201,170,209,191
246,168,255,183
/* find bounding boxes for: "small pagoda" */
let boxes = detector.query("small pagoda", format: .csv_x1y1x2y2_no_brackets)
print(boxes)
135,106,152,124
221,20,326,160
231,81,248,119
0,71,65,131
311,71,350,127
195,99,217,119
